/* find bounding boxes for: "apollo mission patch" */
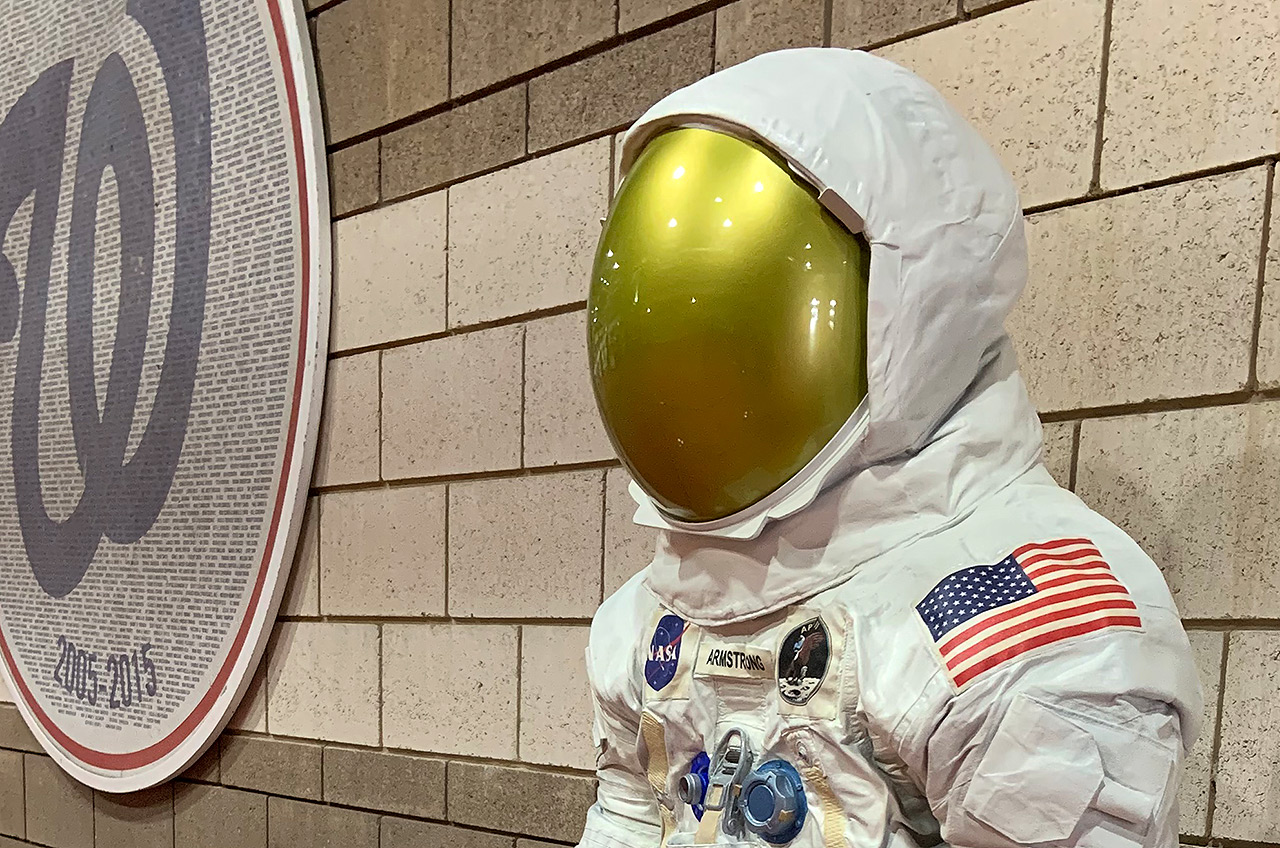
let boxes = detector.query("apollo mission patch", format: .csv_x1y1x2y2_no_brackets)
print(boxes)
777,617,830,706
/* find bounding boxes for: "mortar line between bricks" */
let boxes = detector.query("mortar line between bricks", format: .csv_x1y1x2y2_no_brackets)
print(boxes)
328,301,589,360
351,145,1275,245
1088,0,1114,193
1067,420,1081,491
1203,631,1230,838
959,0,1044,21
443,186,451,330
305,0,348,16
339,198,380,218
368,126,622,215
276,614,595,626
515,626,524,760
1179,836,1280,848
444,484,451,616
326,0,737,155
329,81,512,154
607,135,617,200
1247,163,1274,390
310,457,621,495
1025,154,1278,216
377,348,385,482
1182,618,1280,630
1037,389,1280,423
446,0,454,98
709,5,718,71
524,81,532,155
442,751,450,822
5,750,593,841
377,624,384,749
170,776,582,843
0,743,43,756
861,15,966,51
315,496,324,620
5,836,52,848
16,743,26,843
599,472,608,605
520,328,528,467
211,735,596,776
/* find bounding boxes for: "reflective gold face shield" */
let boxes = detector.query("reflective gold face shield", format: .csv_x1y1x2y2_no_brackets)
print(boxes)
588,127,870,523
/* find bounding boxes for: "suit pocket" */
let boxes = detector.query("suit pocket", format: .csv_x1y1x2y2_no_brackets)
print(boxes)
960,694,1175,846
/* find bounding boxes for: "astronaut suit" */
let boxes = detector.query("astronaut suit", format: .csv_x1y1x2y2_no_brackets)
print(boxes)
579,48,1202,848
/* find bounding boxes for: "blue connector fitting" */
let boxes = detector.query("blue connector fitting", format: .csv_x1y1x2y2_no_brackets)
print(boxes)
739,759,808,844
677,751,711,820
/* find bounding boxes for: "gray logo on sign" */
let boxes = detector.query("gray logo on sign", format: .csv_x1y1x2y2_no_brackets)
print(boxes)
0,0,211,598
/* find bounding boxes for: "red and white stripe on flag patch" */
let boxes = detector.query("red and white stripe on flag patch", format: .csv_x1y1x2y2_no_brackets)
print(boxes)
915,538,1142,689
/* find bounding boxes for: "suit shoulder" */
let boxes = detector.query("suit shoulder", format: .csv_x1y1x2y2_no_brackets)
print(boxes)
587,571,657,705
593,570,656,643
852,487,1193,745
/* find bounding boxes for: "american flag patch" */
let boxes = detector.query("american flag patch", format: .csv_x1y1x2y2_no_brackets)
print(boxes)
916,538,1142,689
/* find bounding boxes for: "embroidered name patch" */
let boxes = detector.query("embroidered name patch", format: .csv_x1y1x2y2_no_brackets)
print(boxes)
693,639,772,680
916,538,1142,689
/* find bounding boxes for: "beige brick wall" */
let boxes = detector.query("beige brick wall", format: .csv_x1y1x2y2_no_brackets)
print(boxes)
1,1,1277,846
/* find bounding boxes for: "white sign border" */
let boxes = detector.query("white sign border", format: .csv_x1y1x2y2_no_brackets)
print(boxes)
0,0,331,793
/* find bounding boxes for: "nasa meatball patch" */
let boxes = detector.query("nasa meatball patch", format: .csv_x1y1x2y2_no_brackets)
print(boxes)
645,614,688,692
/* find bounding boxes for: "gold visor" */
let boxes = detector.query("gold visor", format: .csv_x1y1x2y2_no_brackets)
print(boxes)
588,127,870,523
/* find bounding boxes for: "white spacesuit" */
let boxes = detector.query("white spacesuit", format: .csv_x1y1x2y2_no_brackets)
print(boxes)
579,49,1202,848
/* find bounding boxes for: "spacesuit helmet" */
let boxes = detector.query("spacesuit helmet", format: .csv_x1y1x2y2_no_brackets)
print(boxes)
587,126,871,526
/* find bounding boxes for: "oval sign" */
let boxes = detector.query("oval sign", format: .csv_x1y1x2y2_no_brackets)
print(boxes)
0,0,328,791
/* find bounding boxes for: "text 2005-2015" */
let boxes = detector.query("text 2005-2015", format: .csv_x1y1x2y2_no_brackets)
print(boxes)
52,636,158,709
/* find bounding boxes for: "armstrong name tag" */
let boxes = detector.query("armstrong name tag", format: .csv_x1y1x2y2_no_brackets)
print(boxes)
694,638,773,680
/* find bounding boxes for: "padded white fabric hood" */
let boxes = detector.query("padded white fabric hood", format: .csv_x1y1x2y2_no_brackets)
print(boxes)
619,48,1048,624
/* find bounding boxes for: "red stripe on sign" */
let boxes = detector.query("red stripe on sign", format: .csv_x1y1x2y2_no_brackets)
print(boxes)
951,614,1143,689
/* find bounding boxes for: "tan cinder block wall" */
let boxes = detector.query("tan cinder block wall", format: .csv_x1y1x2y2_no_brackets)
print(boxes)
1,0,1278,845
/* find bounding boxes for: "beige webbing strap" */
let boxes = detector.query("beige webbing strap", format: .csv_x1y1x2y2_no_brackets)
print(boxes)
657,804,676,846
694,806,722,843
800,765,846,848
640,711,676,847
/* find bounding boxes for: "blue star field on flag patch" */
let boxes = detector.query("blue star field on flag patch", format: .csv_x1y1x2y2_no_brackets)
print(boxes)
916,555,1038,641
